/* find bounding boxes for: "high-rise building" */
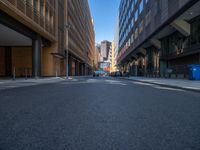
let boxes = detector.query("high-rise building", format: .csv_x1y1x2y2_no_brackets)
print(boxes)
67,0,95,76
113,18,119,71
118,0,200,78
110,42,116,72
94,44,101,69
0,0,95,78
100,40,111,61
108,44,112,66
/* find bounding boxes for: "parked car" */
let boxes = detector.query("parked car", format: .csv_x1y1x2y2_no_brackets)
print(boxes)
123,71,130,77
93,71,99,77
110,72,116,77
110,71,122,77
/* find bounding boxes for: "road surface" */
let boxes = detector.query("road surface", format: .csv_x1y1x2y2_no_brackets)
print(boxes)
0,77,200,150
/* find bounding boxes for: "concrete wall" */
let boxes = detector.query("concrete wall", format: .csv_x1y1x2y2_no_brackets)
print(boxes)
60,60,66,76
12,47,32,77
0,47,5,76
42,44,64,77
42,46,54,77
1,45,65,77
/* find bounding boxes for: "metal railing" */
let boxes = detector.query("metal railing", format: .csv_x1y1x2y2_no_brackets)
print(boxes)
13,67,32,79
163,65,188,78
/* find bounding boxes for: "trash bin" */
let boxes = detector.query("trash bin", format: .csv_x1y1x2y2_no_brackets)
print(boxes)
188,64,200,80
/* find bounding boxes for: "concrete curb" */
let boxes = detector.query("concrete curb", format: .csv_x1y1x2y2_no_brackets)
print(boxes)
120,77,200,93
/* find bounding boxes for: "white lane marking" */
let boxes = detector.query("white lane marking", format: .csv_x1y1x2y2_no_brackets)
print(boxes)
5,86,17,88
153,86,185,92
109,82,127,85
105,80,121,83
60,79,127,85
105,80,127,85
87,79,98,82
61,82,88,84
184,87,200,90
132,81,186,91
132,81,155,86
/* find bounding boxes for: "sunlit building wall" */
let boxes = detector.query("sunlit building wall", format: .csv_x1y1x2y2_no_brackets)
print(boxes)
0,0,95,77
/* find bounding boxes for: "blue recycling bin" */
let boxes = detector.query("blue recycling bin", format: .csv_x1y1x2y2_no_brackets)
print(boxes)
188,64,200,80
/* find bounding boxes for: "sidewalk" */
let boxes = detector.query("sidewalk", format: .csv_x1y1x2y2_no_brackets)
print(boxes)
0,77,64,84
0,77,65,90
122,77,200,93
0,76,93,90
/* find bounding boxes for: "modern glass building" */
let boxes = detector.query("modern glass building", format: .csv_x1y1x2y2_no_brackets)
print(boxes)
118,0,200,78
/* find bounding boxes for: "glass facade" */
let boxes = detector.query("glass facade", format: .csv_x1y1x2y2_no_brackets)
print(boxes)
119,0,146,57
118,0,200,78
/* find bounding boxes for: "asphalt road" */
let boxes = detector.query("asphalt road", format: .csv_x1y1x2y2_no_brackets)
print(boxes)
0,77,200,150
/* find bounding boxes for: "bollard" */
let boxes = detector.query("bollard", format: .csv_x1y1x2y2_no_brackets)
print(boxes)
13,67,16,80
25,68,28,80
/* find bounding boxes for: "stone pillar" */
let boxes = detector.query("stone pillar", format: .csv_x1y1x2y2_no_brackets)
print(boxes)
5,47,12,77
79,63,82,76
85,64,87,76
68,57,72,76
160,60,167,78
32,35,42,78
199,53,200,63
75,60,79,76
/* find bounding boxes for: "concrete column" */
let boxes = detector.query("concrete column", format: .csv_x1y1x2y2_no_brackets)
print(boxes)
85,64,87,76
68,57,72,76
5,47,12,77
160,60,167,78
32,35,42,78
144,55,147,77
81,63,84,76
199,53,200,63
79,63,82,76
75,60,79,76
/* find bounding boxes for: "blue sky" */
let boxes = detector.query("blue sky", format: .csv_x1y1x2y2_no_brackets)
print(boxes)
89,0,120,44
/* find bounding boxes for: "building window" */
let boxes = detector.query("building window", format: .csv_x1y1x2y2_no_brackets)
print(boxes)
128,38,131,46
131,34,134,43
135,27,138,39
191,21,198,45
198,20,200,43
34,0,39,12
155,0,161,14
132,1,134,11
139,0,144,14
135,0,138,5
135,9,138,22
139,20,144,34
40,0,44,17
145,10,151,26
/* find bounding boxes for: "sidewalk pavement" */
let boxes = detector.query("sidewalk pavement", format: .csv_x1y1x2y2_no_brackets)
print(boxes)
0,77,65,90
0,77,64,84
0,76,93,90
122,76,200,93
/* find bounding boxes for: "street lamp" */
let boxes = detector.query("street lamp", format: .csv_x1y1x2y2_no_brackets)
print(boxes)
65,23,71,80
